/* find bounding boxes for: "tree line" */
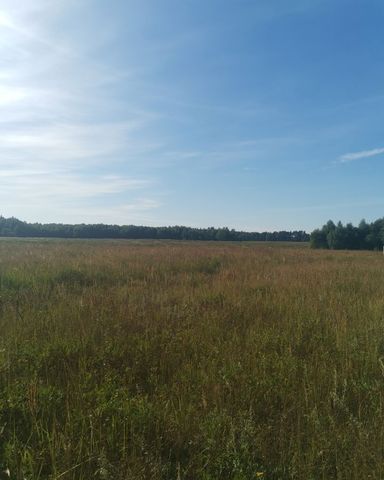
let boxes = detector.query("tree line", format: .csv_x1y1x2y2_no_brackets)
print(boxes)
0,216,309,242
310,218,384,250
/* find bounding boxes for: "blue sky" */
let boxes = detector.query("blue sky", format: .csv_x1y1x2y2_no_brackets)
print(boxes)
0,0,383,231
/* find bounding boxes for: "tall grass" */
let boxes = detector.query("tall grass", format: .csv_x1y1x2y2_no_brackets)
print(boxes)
1,239,384,479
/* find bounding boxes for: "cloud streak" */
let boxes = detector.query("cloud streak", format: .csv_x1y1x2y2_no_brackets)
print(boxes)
340,147,384,163
0,169,159,224
0,0,164,223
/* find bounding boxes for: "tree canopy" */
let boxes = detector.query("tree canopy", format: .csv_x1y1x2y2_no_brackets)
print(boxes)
310,218,384,250
0,216,309,242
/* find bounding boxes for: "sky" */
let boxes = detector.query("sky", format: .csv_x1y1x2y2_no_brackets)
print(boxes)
0,0,383,232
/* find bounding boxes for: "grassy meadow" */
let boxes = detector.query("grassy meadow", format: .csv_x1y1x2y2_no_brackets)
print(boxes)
1,239,384,479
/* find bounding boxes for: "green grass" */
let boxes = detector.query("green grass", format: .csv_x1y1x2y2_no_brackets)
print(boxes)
1,239,384,479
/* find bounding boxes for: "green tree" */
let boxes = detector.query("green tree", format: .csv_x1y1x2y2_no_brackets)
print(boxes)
310,229,328,249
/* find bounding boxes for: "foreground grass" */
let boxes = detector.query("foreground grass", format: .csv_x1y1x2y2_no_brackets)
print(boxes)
0,239,384,479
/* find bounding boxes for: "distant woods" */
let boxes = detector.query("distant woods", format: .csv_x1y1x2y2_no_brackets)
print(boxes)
0,216,309,242
310,218,384,250
2,216,384,249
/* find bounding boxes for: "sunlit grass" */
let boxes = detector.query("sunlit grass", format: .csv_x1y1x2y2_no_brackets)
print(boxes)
1,239,384,479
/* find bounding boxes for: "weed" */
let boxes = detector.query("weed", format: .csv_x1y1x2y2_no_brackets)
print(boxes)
0,240,383,478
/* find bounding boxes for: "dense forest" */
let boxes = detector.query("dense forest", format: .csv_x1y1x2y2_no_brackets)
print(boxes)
0,216,309,242
310,218,384,250
3,216,384,248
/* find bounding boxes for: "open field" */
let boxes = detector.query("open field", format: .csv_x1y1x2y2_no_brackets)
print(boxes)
1,239,384,479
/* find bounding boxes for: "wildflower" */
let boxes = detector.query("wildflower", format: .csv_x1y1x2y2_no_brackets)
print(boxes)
256,473,264,478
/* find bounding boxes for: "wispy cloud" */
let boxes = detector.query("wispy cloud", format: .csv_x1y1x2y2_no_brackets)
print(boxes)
0,122,155,167
0,169,159,223
0,172,150,198
339,147,384,163
0,0,163,223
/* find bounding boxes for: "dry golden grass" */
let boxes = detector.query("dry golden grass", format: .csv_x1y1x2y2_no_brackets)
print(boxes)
1,239,384,479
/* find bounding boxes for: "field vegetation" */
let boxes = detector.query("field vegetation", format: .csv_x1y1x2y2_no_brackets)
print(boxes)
1,239,384,479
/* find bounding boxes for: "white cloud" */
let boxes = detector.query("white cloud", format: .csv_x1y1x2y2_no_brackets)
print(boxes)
0,122,151,166
0,8,151,155
0,8,15,28
339,147,384,163
0,1,164,223
0,172,150,198
0,85,31,105
0,169,159,224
